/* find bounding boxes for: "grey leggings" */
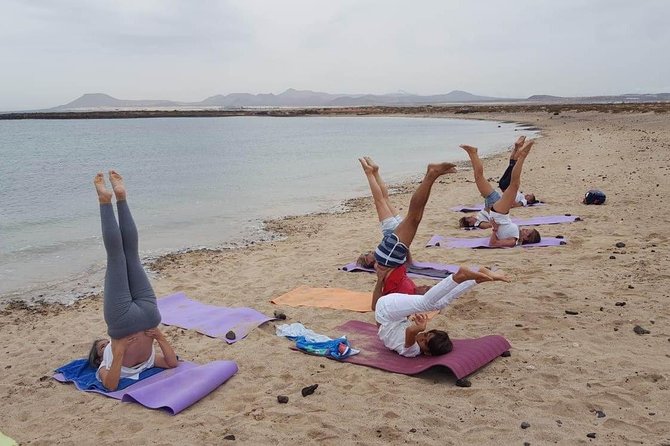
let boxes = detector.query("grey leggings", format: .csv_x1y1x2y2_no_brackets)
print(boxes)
101,201,161,339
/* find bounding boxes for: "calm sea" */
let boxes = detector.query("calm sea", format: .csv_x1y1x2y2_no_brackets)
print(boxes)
0,116,536,304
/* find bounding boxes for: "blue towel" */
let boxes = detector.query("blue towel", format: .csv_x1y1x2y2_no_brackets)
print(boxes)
294,336,358,360
55,358,165,392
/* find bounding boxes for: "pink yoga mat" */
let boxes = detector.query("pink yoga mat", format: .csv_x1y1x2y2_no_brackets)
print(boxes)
333,321,510,379
462,215,581,230
426,235,567,249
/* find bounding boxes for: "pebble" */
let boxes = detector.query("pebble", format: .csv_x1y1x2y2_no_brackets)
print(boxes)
501,351,512,357
524,443,531,446
515,323,523,327
615,302,626,306
565,310,579,315
609,255,616,259
587,432,596,439
455,378,472,387
301,384,318,397
628,285,634,289
409,428,417,433
521,421,531,429
277,395,289,404
225,330,236,340
615,242,626,248
223,434,236,441
556,235,564,239
273,310,287,320
633,325,650,335
595,410,606,418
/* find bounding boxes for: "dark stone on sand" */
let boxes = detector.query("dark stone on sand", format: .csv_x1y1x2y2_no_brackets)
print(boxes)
39,375,49,382
502,351,512,357
556,235,564,239
273,310,287,320
564,213,571,216
455,378,471,387
575,217,582,221
224,434,236,440
628,285,634,289
515,323,523,327
587,433,596,439
565,310,579,315
520,421,530,429
225,330,236,340
409,428,417,433
609,255,616,259
301,384,318,397
596,410,606,418
633,325,650,335
615,302,626,306
319,364,325,368
277,395,289,404
615,242,626,248
560,241,567,245
524,442,531,446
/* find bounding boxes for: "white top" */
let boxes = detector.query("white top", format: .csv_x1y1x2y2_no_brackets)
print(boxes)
474,210,490,227
377,320,421,357
96,342,155,382
515,192,528,207
490,210,520,241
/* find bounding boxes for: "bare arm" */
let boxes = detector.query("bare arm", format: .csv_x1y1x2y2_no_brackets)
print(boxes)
99,336,134,391
146,328,178,369
477,221,492,230
488,229,518,248
371,265,390,311
404,313,428,348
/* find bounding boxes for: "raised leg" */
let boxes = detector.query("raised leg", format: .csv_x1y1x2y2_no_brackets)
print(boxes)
393,162,456,247
365,156,399,217
460,145,495,198
492,140,534,214
499,136,526,191
359,158,395,222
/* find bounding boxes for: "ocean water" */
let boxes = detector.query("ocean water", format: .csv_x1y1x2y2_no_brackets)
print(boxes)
0,116,536,304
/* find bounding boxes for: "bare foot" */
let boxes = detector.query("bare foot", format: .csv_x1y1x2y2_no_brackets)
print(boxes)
459,144,479,155
478,267,511,283
358,158,374,175
452,266,498,284
510,136,526,160
517,140,535,160
94,173,112,203
108,170,126,201
427,162,457,177
363,156,380,175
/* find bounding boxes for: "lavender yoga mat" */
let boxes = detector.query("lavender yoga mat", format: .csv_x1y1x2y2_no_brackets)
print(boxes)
334,321,510,379
450,202,544,213
341,261,459,280
462,215,581,230
426,235,567,249
158,292,273,344
53,360,238,414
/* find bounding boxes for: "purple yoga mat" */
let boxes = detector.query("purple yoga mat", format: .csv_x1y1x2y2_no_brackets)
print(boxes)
53,360,238,414
426,235,567,249
334,321,510,379
450,202,545,213
463,215,581,230
158,293,273,344
341,261,459,280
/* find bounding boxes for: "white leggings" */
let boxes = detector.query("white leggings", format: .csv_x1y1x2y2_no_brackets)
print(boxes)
375,276,476,324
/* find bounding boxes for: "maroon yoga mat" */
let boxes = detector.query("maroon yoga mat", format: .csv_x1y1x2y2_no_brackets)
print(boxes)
334,320,510,379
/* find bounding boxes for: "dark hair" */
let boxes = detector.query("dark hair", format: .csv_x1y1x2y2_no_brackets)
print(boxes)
427,330,453,356
522,229,541,245
88,339,105,369
459,216,473,228
526,194,539,205
356,251,375,269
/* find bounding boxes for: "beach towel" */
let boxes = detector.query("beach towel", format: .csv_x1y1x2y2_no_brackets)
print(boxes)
53,358,238,414
426,235,567,249
158,292,273,344
332,321,510,379
462,215,581,230
0,432,17,446
450,202,544,213
276,323,359,360
271,286,372,312
341,261,458,280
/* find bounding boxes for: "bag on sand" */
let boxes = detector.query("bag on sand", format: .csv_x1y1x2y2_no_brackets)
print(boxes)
583,189,606,205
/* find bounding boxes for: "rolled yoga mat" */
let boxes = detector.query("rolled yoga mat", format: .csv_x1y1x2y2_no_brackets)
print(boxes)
331,320,510,379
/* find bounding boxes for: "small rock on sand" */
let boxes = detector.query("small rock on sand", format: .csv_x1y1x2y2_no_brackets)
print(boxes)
455,378,471,387
633,325,650,335
587,432,596,439
301,384,318,397
277,395,289,404
225,330,236,340
615,242,626,248
521,421,530,429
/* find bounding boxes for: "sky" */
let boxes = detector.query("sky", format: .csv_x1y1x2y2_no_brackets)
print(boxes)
1,0,669,111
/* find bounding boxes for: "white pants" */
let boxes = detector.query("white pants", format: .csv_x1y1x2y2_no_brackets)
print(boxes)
375,276,476,324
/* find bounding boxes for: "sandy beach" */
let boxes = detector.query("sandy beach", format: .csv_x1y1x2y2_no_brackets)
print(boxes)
1,109,669,445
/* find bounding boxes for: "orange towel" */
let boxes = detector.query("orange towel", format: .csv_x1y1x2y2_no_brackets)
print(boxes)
271,286,373,312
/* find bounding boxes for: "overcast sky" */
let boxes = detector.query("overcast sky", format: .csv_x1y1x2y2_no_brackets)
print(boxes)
1,0,669,110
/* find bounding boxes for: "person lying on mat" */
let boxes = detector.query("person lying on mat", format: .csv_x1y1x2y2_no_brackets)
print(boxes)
88,171,178,391
372,265,509,357
459,141,541,247
459,136,538,230
356,156,457,270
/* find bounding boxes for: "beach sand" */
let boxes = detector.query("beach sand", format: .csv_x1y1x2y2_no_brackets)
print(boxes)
1,109,669,445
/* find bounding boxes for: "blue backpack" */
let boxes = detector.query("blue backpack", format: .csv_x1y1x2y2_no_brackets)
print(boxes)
583,189,606,205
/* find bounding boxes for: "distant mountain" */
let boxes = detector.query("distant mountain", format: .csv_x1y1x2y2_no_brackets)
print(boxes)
51,89,513,111
48,90,670,112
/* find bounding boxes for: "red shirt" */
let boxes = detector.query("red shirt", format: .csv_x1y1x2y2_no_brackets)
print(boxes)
382,264,417,295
